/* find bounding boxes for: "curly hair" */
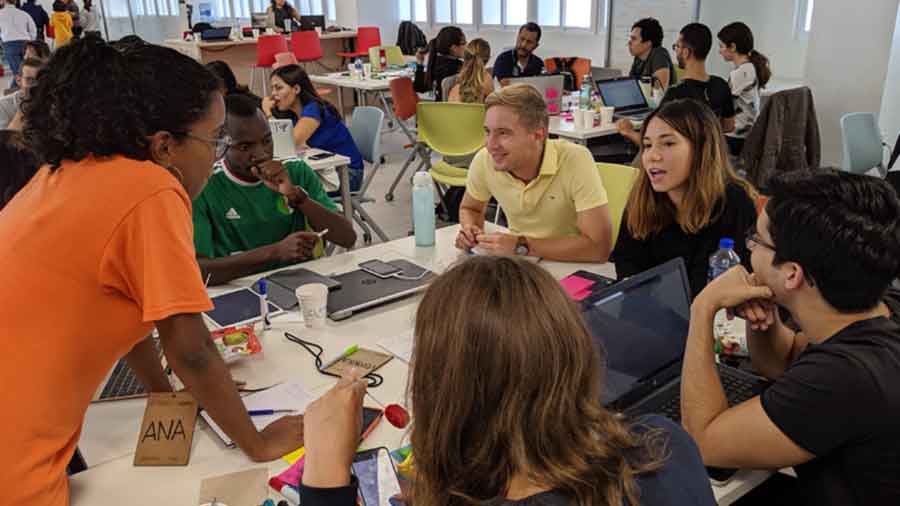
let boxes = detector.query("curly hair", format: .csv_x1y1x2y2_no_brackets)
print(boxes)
0,130,40,210
22,37,222,170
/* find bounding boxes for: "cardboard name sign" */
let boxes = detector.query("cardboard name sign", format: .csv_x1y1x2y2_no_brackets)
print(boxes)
322,347,393,377
134,392,198,466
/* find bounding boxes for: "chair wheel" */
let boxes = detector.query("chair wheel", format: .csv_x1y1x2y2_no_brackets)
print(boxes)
385,193,394,202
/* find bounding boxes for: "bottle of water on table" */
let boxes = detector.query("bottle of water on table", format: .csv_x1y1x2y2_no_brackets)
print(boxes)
709,238,742,354
412,172,436,247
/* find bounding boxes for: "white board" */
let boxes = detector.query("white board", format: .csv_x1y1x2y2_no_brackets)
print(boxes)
609,0,699,71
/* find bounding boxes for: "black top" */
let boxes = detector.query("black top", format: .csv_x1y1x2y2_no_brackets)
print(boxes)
298,415,715,506
492,49,545,81
761,313,900,506
271,4,298,31
661,76,736,120
613,182,757,299
629,47,677,87
21,2,48,32
413,53,463,101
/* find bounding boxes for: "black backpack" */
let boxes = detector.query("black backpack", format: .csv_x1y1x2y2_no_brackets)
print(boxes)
396,21,426,56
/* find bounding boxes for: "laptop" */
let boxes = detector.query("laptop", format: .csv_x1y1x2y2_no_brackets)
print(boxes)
327,259,435,320
200,27,232,41
595,77,654,121
580,258,770,420
300,15,326,31
250,12,268,29
92,336,165,402
507,75,565,115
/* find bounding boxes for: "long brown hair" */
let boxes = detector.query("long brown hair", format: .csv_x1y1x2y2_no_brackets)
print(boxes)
717,22,771,88
626,99,758,240
425,26,465,91
455,39,491,104
409,257,666,506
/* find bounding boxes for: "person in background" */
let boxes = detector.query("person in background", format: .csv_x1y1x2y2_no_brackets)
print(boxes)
20,0,47,42
263,64,364,192
206,60,261,106
628,17,676,91
682,170,900,506
296,257,717,506
81,0,101,38
62,0,78,37
718,22,771,156
0,57,42,129
448,38,493,104
613,99,758,299
492,22,544,85
194,94,355,285
414,25,466,101
456,85,613,263
267,0,301,33
0,0,37,92
24,38,49,60
0,129,39,209
0,38,305,506
49,0,72,47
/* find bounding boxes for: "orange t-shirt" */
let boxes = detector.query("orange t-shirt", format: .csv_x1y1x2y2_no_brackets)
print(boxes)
0,156,213,505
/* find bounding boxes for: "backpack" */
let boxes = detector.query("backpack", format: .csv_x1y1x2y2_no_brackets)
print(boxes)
396,21,426,56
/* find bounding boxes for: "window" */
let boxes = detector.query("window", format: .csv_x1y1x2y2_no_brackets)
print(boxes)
795,0,814,39
537,0,591,29
434,0,473,25
397,0,427,22
482,0,525,26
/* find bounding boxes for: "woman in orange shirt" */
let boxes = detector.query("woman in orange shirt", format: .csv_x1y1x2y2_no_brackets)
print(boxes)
0,38,304,505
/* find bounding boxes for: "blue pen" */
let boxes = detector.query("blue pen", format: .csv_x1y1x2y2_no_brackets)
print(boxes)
248,409,296,416
257,279,271,329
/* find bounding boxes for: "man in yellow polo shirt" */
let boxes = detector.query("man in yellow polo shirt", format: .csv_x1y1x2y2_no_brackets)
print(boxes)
455,84,613,262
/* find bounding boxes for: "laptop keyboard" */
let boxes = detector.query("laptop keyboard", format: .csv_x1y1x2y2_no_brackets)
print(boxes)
98,359,147,401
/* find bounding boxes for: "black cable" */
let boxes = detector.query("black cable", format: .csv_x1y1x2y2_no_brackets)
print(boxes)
284,332,383,387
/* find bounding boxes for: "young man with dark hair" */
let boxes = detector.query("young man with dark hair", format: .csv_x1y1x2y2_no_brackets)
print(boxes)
192,93,356,285
0,57,43,129
628,17,675,90
681,170,900,505
492,22,544,86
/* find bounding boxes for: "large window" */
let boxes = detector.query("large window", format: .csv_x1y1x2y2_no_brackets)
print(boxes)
399,0,428,22
405,0,608,31
795,0,814,39
538,0,592,29
482,0,525,26
434,0,473,25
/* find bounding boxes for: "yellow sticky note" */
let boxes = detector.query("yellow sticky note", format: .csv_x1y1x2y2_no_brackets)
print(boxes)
283,446,305,464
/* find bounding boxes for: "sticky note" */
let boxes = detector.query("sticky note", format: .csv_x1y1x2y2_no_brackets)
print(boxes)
560,275,595,300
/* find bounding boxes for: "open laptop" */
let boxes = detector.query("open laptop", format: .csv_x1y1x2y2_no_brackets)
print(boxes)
300,15,326,31
507,75,565,115
595,76,654,121
327,259,435,321
92,336,165,402
200,27,232,41
580,258,770,420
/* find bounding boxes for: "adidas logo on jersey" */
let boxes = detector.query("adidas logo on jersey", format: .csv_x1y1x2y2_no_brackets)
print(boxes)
225,208,241,220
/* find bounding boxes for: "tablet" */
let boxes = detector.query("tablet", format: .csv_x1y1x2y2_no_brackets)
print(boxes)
205,287,284,328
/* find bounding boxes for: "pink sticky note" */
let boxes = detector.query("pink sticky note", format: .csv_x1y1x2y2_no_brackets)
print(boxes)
276,455,306,486
560,275,595,300
545,87,560,99
547,103,560,114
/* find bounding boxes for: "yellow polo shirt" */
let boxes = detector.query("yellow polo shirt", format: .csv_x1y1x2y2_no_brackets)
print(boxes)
466,139,608,238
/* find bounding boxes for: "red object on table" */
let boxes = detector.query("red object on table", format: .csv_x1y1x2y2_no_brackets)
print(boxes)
384,404,410,429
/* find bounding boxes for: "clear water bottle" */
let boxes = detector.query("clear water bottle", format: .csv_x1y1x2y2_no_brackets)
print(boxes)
708,238,741,283
709,238,741,353
579,78,592,110
412,172,435,247
354,57,363,79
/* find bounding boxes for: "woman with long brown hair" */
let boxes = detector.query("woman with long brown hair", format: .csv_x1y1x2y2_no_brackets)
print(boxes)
613,98,759,298
414,25,466,101
448,38,493,103
717,22,772,156
298,257,715,506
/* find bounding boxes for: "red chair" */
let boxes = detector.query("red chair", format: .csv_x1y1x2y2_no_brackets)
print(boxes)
336,26,381,63
273,51,298,69
385,77,424,201
291,31,323,63
250,34,289,96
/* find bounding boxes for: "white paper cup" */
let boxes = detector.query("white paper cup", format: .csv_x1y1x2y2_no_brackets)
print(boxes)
252,28,259,38
362,63,372,79
583,110,595,129
264,27,273,35
600,106,615,126
573,109,585,130
315,27,322,35
295,283,329,328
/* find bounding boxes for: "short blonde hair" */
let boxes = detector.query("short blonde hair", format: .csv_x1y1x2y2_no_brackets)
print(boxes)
484,84,549,131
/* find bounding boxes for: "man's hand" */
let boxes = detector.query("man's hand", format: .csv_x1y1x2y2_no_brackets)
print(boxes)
270,231,319,262
455,224,483,250
262,96,276,118
730,297,777,332
251,160,295,196
249,414,304,462
302,370,368,488
474,233,518,256
696,266,774,313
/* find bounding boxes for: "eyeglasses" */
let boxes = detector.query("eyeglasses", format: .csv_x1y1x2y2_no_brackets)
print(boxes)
745,226,775,251
186,132,232,159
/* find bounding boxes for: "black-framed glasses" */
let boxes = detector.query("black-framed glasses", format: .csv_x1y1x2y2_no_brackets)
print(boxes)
745,225,775,251
186,132,233,159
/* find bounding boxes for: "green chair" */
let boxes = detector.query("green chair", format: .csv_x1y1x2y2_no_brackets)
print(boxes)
596,163,638,249
368,45,405,71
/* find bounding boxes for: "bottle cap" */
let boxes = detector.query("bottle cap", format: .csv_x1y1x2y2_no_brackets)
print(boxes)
719,238,734,249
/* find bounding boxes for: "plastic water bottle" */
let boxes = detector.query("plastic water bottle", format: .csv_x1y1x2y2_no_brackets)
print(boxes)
354,57,363,79
412,172,436,247
579,79,592,110
709,238,742,353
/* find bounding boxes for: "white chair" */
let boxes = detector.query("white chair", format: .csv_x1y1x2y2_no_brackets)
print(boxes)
347,106,390,244
841,112,889,177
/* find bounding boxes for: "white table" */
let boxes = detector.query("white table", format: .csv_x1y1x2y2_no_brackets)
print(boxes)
71,225,769,505
310,70,412,125
297,148,353,230
549,115,641,145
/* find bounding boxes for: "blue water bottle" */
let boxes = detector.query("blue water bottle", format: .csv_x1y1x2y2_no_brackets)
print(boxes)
708,238,741,283
579,79,592,110
412,171,436,247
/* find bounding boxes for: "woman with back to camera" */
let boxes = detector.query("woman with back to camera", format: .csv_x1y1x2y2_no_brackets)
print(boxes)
612,98,759,299
295,256,717,506
0,38,304,505
717,22,772,156
414,25,467,101
448,38,493,104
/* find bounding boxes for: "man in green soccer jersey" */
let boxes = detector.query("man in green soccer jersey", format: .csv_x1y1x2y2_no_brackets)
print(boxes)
193,93,357,285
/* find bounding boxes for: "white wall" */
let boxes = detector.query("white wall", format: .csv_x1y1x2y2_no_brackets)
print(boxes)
357,0,398,44
805,0,899,166
880,4,900,145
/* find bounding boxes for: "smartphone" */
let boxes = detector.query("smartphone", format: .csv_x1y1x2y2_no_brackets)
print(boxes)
706,466,738,486
361,406,383,441
359,259,402,279
351,447,402,506
308,152,335,160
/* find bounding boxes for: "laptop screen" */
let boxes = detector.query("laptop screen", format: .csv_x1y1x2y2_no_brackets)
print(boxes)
581,259,691,404
596,78,647,110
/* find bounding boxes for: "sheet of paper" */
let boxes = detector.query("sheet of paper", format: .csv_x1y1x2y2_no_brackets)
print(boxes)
200,382,314,447
377,330,414,363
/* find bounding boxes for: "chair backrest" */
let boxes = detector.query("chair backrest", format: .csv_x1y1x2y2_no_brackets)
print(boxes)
256,34,290,67
273,51,298,69
356,26,382,54
416,102,486,156
543,57,592,88
349,106,384,165
368,45,405,71
441,74,459,102
291,31,323,62
389,77,419,121
841,112,884,174
596,163,638,249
